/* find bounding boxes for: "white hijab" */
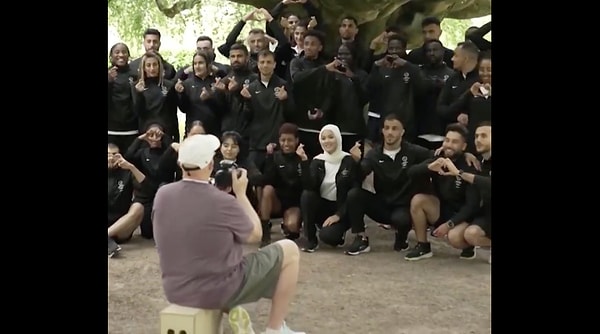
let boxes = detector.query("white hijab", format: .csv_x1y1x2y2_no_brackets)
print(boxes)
314,124,350,164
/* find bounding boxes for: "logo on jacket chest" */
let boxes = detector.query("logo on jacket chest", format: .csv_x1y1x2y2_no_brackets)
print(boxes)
403,72,410,83
401,156,408,168
117,180,125,192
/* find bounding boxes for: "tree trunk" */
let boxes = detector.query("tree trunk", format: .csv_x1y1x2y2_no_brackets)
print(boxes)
155,0,491,48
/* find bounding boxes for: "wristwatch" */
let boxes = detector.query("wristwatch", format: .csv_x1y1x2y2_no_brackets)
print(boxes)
447,221,455,228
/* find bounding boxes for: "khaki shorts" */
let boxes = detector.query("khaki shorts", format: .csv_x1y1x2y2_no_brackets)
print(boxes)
224,243,284,310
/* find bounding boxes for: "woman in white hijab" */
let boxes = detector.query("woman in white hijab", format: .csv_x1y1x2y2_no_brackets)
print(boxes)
300,124,361,252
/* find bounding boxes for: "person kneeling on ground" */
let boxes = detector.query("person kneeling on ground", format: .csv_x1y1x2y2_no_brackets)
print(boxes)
435,122,492,264
107,143,148,257
259,123,309,247
300,124,361,252
153,134,306,334
406,123,481,261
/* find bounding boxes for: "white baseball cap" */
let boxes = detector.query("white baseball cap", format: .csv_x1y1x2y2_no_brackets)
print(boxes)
177,134,221,170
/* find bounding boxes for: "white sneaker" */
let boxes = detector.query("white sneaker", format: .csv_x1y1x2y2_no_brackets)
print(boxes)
282,321,305,334
228,306,255,334
262,321,306,334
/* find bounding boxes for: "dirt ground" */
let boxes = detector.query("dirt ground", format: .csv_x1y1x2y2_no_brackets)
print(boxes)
108,219,491,334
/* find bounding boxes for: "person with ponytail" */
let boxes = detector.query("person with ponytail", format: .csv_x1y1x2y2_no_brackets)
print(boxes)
300,124,361,252
133,51,180,142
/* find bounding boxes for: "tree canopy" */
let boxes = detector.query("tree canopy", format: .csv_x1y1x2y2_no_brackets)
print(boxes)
108,0,490,67
149,0,490,46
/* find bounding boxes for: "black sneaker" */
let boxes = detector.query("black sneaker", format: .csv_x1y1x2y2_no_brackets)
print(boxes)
260,222,272,248
404,242,433,261
393,232,409,251
108,237,121,258
459,246,477,259
286,232,300,241
280,222,287,236
336,234,346,248
301,240,319,253
345,235,370,256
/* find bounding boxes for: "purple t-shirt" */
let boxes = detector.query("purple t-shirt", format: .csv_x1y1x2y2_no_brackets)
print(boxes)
152,180,253,309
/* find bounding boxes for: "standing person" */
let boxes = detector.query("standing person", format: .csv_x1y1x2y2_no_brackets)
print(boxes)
436,41,480,128
218,8,291,76
219,44,259,136
108,42,138,152
466,21,491,52
176,36,230,81
241,50,294,172
176,51,225,137
457,51,492,151
288,30,339,157
366,35,424,144
406,17,454,67
129,28,176,80
153,134,306,334
415,39,455,141
134,51,179,141
331,43,369,151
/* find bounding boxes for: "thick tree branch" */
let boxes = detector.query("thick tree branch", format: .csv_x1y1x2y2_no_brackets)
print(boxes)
152,0,491,46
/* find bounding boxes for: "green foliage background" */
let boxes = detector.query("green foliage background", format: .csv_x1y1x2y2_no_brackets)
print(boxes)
108,0,489,69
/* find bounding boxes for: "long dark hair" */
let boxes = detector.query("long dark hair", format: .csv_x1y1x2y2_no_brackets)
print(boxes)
218,131,249,163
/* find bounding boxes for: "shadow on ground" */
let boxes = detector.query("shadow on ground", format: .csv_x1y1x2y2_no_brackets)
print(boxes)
109,219,491,334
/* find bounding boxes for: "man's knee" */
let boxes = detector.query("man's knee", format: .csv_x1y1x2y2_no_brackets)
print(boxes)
464,225,485,244
129,202,144,221
410,194,432,211
410,193,436,213
275,239,299,263
262,185,276,198
447,228,465,247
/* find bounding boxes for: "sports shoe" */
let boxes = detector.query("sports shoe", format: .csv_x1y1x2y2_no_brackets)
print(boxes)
228,306,255,334
262,321,305,334
404,242,433,261
393,231,409,251
108,237,121,258
301,240,319,253
260,222,272,248
345,235,370,255
459,246,477,259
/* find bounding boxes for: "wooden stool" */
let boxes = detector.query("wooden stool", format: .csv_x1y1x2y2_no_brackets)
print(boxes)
160,304,223,334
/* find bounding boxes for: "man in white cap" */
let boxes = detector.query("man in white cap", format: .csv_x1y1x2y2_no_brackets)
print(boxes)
152,134,305,334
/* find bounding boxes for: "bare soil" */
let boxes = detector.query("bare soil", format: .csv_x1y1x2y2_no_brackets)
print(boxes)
109,219,491,334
